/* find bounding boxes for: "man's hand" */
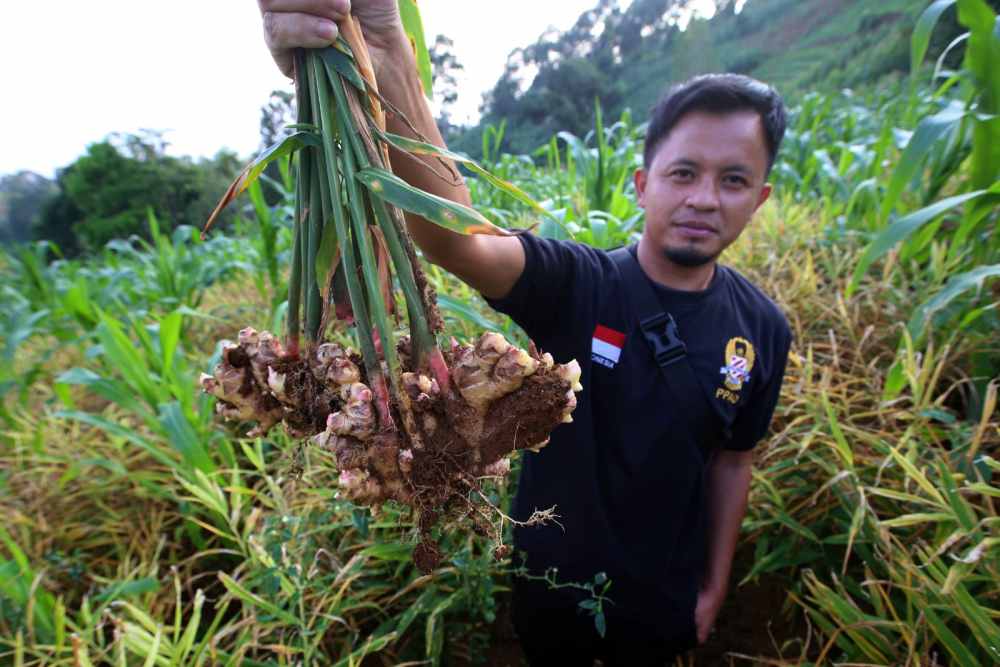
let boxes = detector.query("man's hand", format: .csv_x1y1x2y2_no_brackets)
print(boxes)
694,586,724,645
257,0,403,78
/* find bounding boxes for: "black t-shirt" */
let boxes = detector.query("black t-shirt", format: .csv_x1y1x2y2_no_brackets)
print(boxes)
486,233,791,629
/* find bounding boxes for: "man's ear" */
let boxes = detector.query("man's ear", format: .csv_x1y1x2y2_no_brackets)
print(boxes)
754,183,772,212
634,168,647,208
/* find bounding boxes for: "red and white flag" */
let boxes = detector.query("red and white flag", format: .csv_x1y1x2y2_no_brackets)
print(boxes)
592,325,626,368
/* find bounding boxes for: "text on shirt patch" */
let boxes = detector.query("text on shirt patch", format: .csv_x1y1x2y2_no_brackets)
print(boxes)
592,324,626,368
717,337,755,404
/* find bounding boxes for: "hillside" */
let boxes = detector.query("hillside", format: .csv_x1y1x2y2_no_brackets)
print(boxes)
450,0,970,156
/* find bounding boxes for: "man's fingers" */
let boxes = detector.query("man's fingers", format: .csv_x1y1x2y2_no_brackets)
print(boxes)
264,11,340,51
258,0,351,22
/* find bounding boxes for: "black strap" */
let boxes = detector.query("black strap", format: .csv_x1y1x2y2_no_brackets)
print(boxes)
609,245,731,455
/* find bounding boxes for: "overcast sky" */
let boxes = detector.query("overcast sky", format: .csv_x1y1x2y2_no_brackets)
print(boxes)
0,0,716,178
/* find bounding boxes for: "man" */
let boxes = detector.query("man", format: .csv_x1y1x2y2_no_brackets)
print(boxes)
258,1,791,664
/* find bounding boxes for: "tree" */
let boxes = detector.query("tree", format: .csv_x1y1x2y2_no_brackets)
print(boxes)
0,172,56,245
35,132,240,256
429,34,465,138
259,90,296,150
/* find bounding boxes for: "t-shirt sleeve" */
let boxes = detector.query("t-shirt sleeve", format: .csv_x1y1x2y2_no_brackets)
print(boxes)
724,323,792,452
484,233,600,344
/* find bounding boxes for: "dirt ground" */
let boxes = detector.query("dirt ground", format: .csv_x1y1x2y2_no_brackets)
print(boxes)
470,549,806,666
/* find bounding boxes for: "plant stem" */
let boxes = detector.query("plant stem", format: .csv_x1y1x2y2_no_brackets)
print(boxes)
308,52,380,377
329,72,439,371
326,76,404,404
288,192,303,356
305,153,323,343
287,50,310,355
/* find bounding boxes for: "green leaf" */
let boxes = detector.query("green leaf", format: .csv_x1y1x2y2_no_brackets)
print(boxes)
882,359,907,402
361,542,413,562
204,132,322,234
393,589,435,638
55,411,177,472
397,0,433,99
436,293,505,331
908,264,1000,340
848,189,988,296
356,166,510,236
958,0,1000,189
158,311,183,379
218,573,299,626
924,606,981,667
96,578,161,602
913,1,958,75
56,368,151,421
882,101,967,220
594,612,607,638
880,512,955,528
158,402,215,475
377,129,558,222
314,221,340,298
320,44,366,92
425,590,459,658
821,392,853,468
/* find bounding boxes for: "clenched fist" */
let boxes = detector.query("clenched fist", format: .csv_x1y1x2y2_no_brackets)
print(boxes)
257,0,404,78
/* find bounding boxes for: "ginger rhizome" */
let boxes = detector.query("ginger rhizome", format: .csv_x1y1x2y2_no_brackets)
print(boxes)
201,16,581,571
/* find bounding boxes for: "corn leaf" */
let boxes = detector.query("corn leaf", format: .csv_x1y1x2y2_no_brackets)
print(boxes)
958,0,1000,189
913,1,959,75
878,101,966,225
908,264,1000,340
848,189,988,296
356,167,511,236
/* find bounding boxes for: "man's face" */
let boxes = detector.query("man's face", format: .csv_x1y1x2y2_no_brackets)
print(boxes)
635,110,772,268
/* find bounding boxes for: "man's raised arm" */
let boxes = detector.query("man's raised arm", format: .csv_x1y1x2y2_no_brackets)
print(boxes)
257,0,525,299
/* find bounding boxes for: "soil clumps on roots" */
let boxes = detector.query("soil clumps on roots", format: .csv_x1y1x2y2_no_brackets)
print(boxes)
202,329,581,571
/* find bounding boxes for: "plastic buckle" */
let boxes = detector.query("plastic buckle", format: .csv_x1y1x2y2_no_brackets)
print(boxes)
640,313,687,368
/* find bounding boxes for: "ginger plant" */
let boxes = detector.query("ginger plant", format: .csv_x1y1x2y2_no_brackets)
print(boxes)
200,13,581,570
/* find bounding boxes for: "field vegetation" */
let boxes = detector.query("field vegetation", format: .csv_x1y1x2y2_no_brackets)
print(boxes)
1,0,998,665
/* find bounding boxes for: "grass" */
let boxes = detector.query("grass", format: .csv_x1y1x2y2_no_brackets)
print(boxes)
1,4,998,663
1,189,995,665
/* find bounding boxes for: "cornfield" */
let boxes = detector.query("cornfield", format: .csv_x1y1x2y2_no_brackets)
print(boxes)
1,1,998,665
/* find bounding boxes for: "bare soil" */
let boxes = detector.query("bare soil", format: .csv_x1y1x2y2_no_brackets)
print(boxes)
455,549,805,666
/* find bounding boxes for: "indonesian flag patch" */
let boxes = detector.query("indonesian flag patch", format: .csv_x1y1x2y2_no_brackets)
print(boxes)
591,324,626,369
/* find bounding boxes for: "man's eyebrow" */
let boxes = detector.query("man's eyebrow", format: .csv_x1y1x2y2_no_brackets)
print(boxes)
664,159,757,175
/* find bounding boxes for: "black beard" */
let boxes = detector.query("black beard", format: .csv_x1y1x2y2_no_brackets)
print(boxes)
663,246,717,268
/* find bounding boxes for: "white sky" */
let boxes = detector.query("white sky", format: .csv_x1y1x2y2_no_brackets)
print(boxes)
0,0,716,178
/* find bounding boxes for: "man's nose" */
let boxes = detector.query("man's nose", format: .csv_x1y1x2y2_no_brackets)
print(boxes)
685,176,720,210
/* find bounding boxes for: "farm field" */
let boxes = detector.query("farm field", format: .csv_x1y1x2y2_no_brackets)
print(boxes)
1,1,999,665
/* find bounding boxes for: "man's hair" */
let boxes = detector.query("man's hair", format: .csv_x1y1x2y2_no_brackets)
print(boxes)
643,73,787,174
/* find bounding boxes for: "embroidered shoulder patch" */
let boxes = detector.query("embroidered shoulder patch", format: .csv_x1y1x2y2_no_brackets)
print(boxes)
719,336,755,395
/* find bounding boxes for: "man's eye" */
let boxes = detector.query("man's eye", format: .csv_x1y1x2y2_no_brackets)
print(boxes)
670,169,694,180
724,175,748,187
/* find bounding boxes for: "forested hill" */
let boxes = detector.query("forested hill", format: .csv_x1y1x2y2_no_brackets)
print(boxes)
448,0,977,157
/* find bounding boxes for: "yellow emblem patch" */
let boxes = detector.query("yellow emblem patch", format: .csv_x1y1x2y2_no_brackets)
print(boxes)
720,337,755,392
